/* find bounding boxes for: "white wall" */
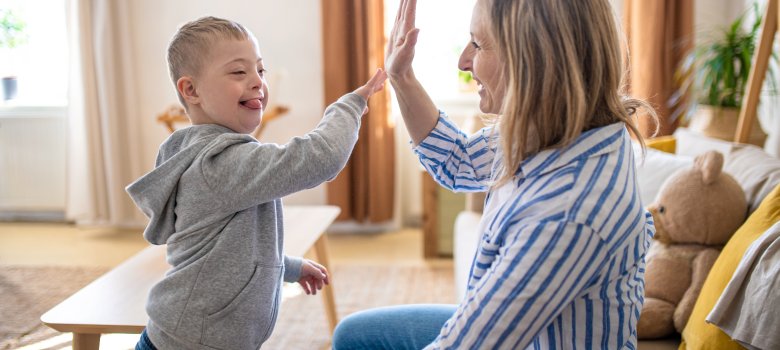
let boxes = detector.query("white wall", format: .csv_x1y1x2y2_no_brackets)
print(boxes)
126,0,327,205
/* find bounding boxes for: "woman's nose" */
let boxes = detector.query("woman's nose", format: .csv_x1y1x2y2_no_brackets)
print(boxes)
458,46,473,72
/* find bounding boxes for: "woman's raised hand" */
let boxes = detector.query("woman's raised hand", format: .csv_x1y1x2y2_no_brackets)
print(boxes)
386,0,420,80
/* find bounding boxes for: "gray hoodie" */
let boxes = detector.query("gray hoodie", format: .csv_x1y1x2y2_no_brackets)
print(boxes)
126,93,366,350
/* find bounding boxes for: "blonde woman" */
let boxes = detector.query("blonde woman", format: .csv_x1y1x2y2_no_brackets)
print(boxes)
333,0,656,348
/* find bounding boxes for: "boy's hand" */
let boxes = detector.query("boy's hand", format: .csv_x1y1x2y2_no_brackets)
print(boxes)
353,69,388,115
297,259,329,295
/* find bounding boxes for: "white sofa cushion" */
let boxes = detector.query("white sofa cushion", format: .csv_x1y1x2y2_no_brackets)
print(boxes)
674,127,740,158
724,145,780,215
634,146,694,204
453,211,482,301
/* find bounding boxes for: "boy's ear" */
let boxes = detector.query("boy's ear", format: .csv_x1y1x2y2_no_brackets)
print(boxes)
177,76,200,105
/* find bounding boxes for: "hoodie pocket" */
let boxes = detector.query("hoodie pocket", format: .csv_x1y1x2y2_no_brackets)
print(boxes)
202,264,282,350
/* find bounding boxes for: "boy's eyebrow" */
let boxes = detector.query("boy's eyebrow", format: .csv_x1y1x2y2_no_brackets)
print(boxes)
223,57,264,66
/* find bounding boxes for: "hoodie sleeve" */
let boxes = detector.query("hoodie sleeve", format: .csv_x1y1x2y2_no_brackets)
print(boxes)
197,93,365,213
283,255,303,282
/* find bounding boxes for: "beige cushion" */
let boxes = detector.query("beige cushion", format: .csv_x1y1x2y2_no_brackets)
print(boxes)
724,145,780,215
674,127,740,158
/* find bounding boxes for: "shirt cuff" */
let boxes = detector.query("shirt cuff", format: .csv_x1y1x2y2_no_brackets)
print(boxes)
283,255,303,282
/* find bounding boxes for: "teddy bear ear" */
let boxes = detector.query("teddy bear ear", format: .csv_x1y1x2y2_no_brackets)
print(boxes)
694,151,724,185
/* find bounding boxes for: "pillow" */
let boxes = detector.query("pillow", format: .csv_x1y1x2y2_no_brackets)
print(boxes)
680,183,780,350
724,145,780,215
633,145,693,204
674,127,740,158
706,221,780,350
646,135,677,154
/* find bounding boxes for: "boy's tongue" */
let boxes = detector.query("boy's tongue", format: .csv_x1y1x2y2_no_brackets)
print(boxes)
243,99,262,109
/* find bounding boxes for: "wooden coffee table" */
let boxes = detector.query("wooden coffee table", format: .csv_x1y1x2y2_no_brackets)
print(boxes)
41,205,341,350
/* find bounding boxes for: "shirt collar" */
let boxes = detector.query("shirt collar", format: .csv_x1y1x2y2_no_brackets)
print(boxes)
516,123,627,179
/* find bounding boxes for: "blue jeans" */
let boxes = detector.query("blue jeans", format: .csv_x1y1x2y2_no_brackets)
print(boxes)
332,304,457,350
135,329,157,350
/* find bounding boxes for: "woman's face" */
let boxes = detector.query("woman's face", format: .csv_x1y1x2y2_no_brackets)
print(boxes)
458,0,505,114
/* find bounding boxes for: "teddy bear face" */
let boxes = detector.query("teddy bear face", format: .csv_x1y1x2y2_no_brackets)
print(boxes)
648,151,747,246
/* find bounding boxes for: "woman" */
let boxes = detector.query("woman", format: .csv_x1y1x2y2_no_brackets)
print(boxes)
333,0,656,348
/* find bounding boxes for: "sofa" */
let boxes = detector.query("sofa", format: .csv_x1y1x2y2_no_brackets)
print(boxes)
452,127,780,349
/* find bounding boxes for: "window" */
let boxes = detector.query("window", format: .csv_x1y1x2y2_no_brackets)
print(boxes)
384,0,475,102
0,0,68,107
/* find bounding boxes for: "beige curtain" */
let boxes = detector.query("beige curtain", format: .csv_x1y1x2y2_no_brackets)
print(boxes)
321,0,395,223
624,0,694,137
66,0,146,227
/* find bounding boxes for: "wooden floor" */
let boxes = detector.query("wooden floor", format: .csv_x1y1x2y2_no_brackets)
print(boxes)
0,222,444,268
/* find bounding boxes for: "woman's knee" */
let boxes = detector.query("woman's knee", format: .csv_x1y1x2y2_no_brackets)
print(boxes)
332,305,456,350
333,310,377,349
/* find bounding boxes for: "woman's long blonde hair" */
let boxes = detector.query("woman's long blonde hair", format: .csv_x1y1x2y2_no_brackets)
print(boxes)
489,0,655,185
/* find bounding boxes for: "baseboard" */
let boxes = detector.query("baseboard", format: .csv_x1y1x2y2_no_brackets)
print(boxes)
0,211,67,222
327,220,399,234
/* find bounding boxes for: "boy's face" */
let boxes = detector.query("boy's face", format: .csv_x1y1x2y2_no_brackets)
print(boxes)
184,37,269,134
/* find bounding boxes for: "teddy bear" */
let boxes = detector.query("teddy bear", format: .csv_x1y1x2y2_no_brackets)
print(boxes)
637,150,747,339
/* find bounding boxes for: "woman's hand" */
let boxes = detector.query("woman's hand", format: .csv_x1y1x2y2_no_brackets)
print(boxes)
386,0,420,81
384,0,438,144
297,259,329,295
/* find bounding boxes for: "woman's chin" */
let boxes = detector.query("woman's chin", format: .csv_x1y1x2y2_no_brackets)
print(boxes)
478,100,496,114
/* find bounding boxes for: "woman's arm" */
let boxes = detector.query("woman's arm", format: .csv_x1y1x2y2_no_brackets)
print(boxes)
386,0,438,145
414,118,496,191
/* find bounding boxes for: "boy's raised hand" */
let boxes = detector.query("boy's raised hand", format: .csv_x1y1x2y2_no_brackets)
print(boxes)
353,68,388,115
297,259,329,295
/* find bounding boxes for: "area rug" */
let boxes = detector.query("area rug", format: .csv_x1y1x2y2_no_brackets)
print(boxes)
0,263,455,350
266,264,457,349
0,265,109,349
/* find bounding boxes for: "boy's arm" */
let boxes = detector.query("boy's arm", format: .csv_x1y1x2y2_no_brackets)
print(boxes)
200,94,364,210
283,255,303,282
197,70,386,214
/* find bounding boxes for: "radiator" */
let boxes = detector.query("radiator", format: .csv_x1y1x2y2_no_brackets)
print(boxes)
0,108,67,213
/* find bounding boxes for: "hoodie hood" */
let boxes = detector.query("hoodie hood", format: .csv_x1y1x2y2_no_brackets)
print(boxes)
126,124,238,244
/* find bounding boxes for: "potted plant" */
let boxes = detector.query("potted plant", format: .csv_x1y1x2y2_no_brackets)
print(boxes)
677,4,776,146
0,8,28,101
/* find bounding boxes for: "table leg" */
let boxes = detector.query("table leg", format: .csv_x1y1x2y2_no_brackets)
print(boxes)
72,333,100,350
313,234,338,334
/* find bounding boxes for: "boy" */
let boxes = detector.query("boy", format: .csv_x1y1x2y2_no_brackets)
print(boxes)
127,16,386,350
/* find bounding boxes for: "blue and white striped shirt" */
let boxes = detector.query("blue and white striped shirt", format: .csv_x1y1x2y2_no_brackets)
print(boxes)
415,114,654,349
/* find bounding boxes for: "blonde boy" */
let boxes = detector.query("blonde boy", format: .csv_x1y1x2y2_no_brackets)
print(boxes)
127,16,385,350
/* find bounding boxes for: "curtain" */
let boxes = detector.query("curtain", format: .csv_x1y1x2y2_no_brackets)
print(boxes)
321,0,395,223
624,0,694,137
66,0,146,227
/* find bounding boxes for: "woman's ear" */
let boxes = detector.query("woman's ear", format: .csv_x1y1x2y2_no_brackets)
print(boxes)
177,76,199,105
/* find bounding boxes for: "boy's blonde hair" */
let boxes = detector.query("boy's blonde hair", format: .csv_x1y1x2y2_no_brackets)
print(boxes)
167,16,252,106
488,0,656,185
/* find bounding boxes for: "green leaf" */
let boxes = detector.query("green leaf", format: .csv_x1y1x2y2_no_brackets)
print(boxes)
0,9,27,49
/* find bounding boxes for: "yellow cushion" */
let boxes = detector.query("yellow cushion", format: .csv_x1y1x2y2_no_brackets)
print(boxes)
680,183,780,350
646,135,677,154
